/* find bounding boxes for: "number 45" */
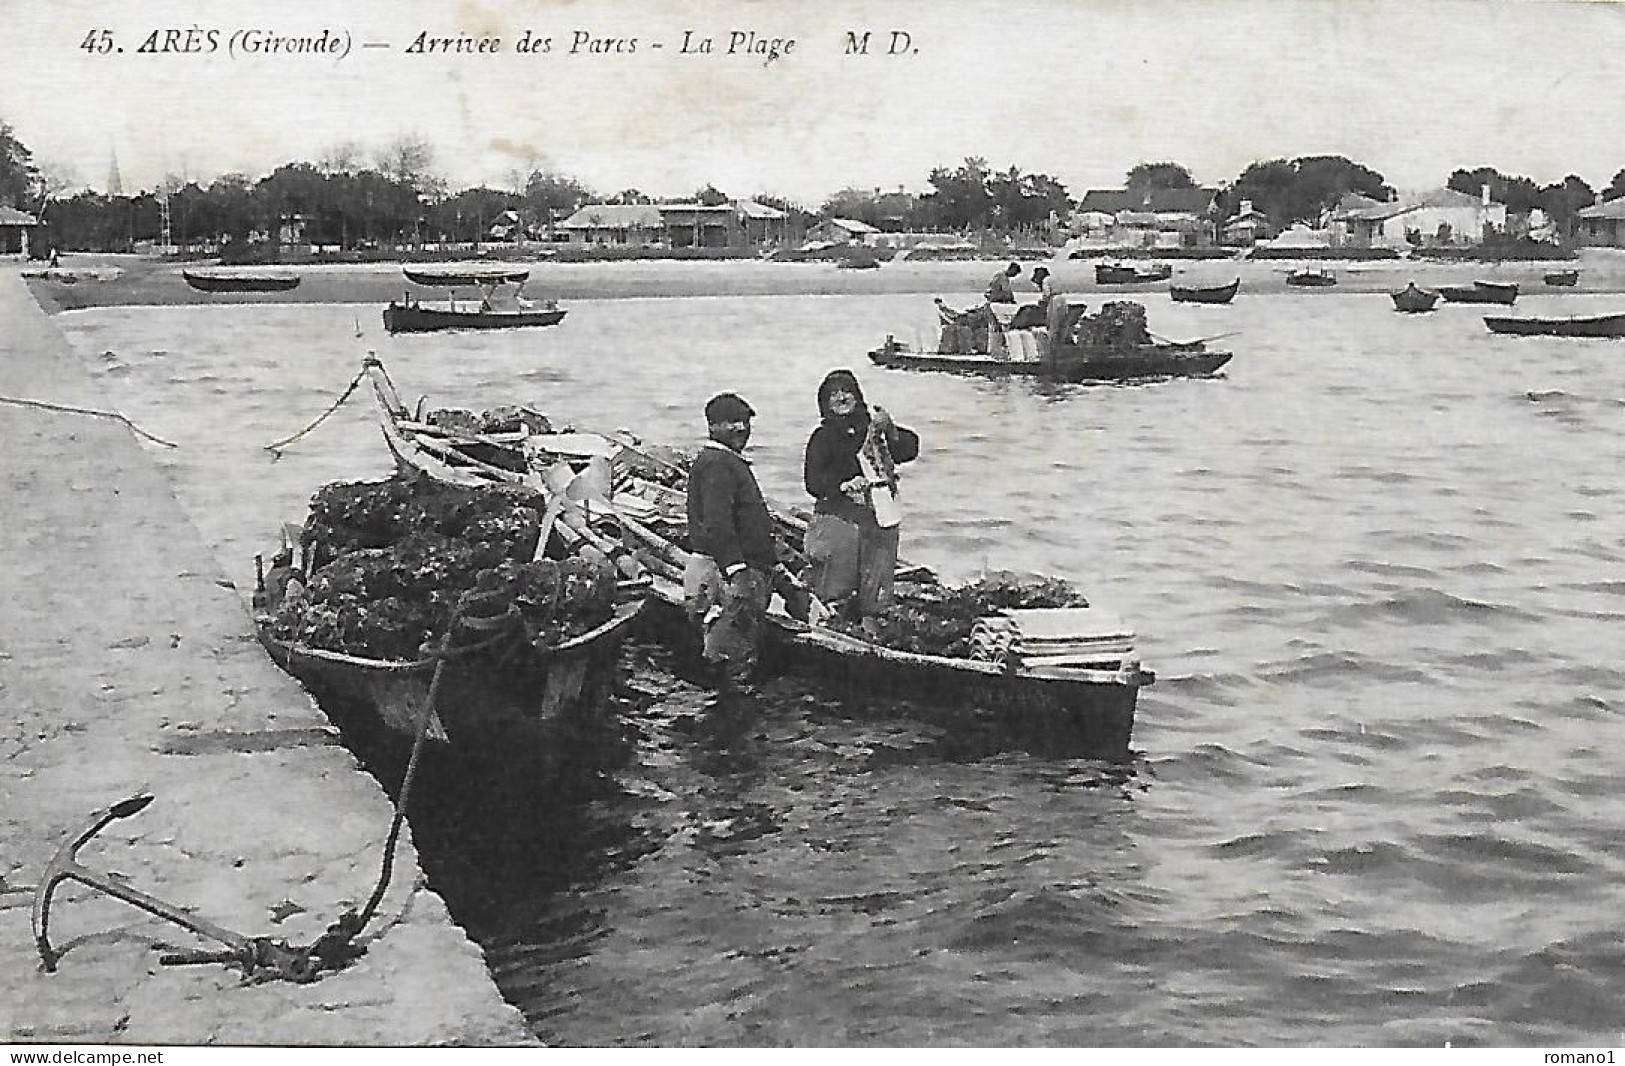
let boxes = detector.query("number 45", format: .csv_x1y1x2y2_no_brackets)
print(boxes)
80,29,115,54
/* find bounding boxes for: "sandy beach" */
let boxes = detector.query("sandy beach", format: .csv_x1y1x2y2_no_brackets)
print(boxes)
24,249,1625,315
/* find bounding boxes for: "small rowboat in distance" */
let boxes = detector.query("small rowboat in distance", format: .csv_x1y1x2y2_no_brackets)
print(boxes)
383,282,566,333
1543,269,1580,287
1286,268,1337,288
1391,282,1440,313
404,266,531,286
182,268,301,293
1169,278,1239,304
1438,280,1519,306
1095,262,1173,284
1483,312,1625,338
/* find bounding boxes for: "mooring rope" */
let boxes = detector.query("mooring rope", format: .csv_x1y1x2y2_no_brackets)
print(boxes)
0,395,177,448
352,592,493,934
264,366,368,458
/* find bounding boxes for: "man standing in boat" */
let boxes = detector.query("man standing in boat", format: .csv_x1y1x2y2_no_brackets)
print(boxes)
803,369,920,626
985,261,1022,304
685,392,795,692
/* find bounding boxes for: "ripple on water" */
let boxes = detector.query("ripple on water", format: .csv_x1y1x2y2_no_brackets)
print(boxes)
55,289,1625,1045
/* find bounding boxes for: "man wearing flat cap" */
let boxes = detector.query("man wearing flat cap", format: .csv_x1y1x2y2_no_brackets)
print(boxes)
685,391,793,690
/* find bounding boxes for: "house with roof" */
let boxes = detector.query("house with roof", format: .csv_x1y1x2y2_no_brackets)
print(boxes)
1577,198,1625,247
1334,187,1505,248
733,199,790,246
556,204,665,246
1072,187,1219,247
0,206,41,256
488,209,523,241
559,199,788,248
806,217,881,247
1220,199,1272,246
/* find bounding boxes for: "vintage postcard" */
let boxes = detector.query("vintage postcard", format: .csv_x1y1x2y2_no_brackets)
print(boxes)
3,0,1624,1052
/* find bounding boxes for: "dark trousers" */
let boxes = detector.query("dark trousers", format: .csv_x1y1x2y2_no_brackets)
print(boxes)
684,555,770,685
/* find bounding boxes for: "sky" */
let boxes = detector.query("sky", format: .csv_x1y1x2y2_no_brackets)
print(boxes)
3,0,1622,205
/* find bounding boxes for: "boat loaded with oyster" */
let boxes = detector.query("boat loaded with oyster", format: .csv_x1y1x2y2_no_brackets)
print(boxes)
254,473,642,747
357,355,1153,758
871,297,1231,384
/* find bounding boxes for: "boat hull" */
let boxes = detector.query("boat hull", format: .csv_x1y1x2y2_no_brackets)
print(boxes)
1438,283,1518,306
182,270,300,293
1391,288,1440,313
1286,272,1337,288
1096,263,1171,284
255,600,639,745
1169,279,1239,304
868,342,1231,382
1484,313,1625,338
403,268,531,286
383,303,567,333
638,595,1144,760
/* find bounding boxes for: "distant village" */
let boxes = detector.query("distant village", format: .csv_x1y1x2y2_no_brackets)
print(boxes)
2,122,1623,261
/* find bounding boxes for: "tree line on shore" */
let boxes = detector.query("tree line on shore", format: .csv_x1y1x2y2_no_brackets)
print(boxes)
2,120,1623,256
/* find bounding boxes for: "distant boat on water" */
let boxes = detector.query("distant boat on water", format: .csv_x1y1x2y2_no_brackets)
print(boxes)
1483,312,1625,338
383,283,566,333
403,266,531,286
1286,268,1337,288
1438,280,1518,306
182,268,300,293
1169,278,1239,304
1390,282,1440,313
1095,262,1172,284
1542,269,1580,287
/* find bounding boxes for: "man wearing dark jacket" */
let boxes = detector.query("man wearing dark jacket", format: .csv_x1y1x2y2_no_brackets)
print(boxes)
685,391,787,688
803,369,920,621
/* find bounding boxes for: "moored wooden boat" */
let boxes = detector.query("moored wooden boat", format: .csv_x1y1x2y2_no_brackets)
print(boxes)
1095,262,1172,284
404,266,531,286
867,335,1232,382
1438,280,1519,306
1391,282,1439,313
1542,269,1580,287
1483,312,1625,338
383,292,566,333
359,356,1153,758
182,268,301,293
1286,268,1337,288
1169,278,1239,304
255,598,641,745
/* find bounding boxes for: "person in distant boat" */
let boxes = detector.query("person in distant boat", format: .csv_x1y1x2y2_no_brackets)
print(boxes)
985,261,1022,304
685,392,797,690
1010,265,1055,330
803,369,920,624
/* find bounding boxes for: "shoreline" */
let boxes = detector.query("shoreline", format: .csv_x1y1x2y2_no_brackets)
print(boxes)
1,266,534,1046
22,249,1625,313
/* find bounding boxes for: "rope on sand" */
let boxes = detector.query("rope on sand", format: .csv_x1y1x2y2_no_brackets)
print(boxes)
0,395,177,448
264,365,368,458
